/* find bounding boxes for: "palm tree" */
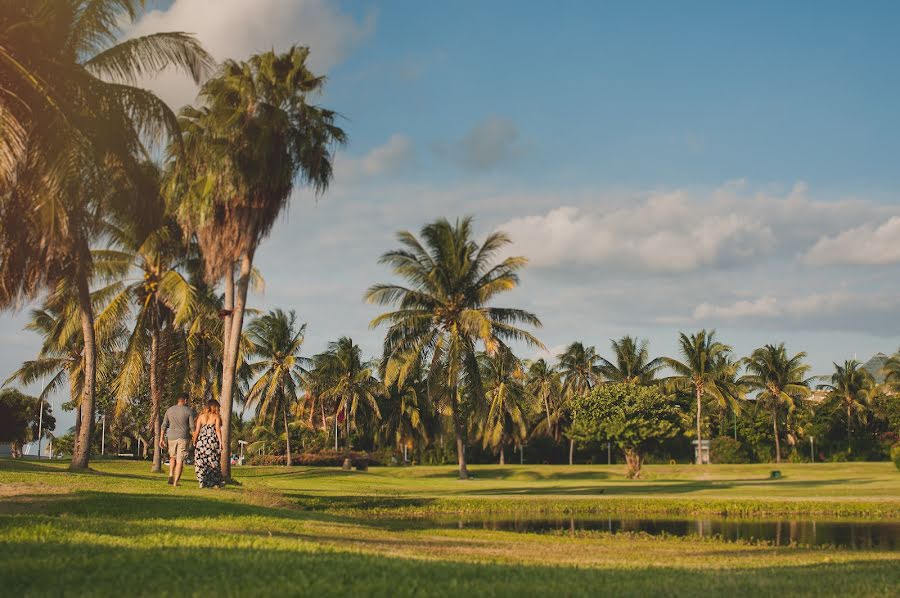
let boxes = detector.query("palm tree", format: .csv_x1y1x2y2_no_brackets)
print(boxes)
598,336,664,385
366,217,543,479
244,310,309,466
169,47,346,478
819,360,874,453
476,346,529,465
525,358,562,439
379,354,428,461
740,343,812,463
104,170,196,472
663,330,736,464
557,342,601,464
0,1,211,470
881,350,900,393
315,337,382,456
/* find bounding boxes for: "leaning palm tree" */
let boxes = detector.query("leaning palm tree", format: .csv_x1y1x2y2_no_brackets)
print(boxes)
662,330,736,464
168,47,346,478
379,354,428,461
819,360,874,453
244,310,309,466
740,343,812,463
476,346,530,465
367,217,543,479
557,342,602,464
599,336,665,385
315,337,382,455
0,1,212,469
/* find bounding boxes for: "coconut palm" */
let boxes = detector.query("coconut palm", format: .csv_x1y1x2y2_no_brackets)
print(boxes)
819,360,875,453
476,346,529,465
525,358,563,439
366,217,543,479
244,310,309,466
103,171,196,472
598,336,664,385
0,1,212,469
662,330,736,464
556,342,602,464
881,350,900,393
169,47,346,478
315,337,382,455
740,343,812,463
379,354,428,461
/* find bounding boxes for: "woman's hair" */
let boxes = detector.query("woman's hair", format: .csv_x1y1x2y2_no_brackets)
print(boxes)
205,399,220,415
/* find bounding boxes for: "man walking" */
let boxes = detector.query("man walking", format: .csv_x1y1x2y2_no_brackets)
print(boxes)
160,394,195,487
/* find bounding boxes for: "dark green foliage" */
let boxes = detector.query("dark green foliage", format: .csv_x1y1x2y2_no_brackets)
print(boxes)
709,436,751,464
571,383,681,477
0,388,55,456
891,444,900,472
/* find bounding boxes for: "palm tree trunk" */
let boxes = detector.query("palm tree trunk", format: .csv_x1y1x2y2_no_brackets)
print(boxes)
695,387,703,464
149,326,163,473
219,252,253,479
499,445,505,465
71,271,96,471
847,403,852,453
569,437,574,465
772,407,781,464
451,388,468,480
282,403,292,467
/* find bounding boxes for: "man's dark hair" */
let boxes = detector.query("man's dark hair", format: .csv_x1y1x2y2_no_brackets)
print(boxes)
177,393,189,403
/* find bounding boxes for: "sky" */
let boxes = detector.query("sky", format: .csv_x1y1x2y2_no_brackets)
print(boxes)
7,0,900,440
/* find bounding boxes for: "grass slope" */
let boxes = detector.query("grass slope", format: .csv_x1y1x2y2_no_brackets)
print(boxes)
1,460,898,597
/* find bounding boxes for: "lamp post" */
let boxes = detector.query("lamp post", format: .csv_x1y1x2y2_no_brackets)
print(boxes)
809,436,815,463
101,414,106,457
238,440,247,465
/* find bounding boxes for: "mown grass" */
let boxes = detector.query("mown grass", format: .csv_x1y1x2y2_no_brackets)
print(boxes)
1,459,898,597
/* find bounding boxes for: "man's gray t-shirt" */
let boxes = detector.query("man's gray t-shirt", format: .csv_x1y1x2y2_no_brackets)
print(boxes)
161,404,195,441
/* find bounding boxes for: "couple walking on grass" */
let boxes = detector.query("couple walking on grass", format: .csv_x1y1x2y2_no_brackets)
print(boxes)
160,394,225,488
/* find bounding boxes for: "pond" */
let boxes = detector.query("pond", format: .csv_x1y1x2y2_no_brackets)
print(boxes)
420,515,900,550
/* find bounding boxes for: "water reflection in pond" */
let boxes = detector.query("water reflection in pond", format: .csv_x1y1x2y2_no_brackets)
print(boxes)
426,516,899,550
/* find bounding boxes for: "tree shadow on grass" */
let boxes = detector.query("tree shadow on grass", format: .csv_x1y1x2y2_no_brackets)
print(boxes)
2,538,897,597
414,468,614,481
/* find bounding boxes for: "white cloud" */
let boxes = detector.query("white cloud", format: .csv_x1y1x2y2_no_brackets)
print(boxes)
434,116,522,172
337,134,416,180
127,0,375,109
803,216,900,266
499,182,900,274
693,296,780,320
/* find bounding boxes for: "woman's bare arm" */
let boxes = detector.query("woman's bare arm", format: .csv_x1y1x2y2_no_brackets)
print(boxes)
192,415,203,444
215,415,223,446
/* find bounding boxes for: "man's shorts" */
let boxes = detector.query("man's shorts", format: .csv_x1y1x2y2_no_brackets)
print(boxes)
169,438,189,462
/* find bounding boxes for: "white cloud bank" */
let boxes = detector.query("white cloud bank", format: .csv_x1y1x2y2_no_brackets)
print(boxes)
803,216,900,266
500,182,899,274
337,134,416,179
127,0,375,108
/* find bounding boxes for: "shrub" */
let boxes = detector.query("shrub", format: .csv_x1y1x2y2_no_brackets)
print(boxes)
709,436,750,464
891,444,900,472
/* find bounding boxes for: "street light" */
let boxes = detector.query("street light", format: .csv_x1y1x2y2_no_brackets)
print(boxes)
36,397,44,459
101,414,106,456
809,436,815,463
238,440,247,465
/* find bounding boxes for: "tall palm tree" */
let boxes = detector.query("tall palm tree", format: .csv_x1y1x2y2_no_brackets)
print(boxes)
315,337,382,455
663,330,736,464
525,358,562,439
244,310,309,466
819,360,874,453
476,346,529,465
366,217,543,479
0,1,211,469
740,343,812,463
104,170,196,472
557,342,601,465
598,336,664,385
169,47,346,478
881,350,900,394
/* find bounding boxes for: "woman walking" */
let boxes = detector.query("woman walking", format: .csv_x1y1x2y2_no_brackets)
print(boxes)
192,399,225,488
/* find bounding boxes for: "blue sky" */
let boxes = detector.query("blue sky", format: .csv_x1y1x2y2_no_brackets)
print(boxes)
6,0,900,440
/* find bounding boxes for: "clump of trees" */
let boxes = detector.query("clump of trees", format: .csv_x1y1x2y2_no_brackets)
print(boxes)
0,389,54,457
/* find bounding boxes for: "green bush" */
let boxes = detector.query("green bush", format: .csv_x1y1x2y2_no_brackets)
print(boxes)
247,451,380,466
891,444,900,471
709,436,750,463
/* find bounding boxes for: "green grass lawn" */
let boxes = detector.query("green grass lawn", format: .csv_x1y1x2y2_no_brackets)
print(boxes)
1,459,898,597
